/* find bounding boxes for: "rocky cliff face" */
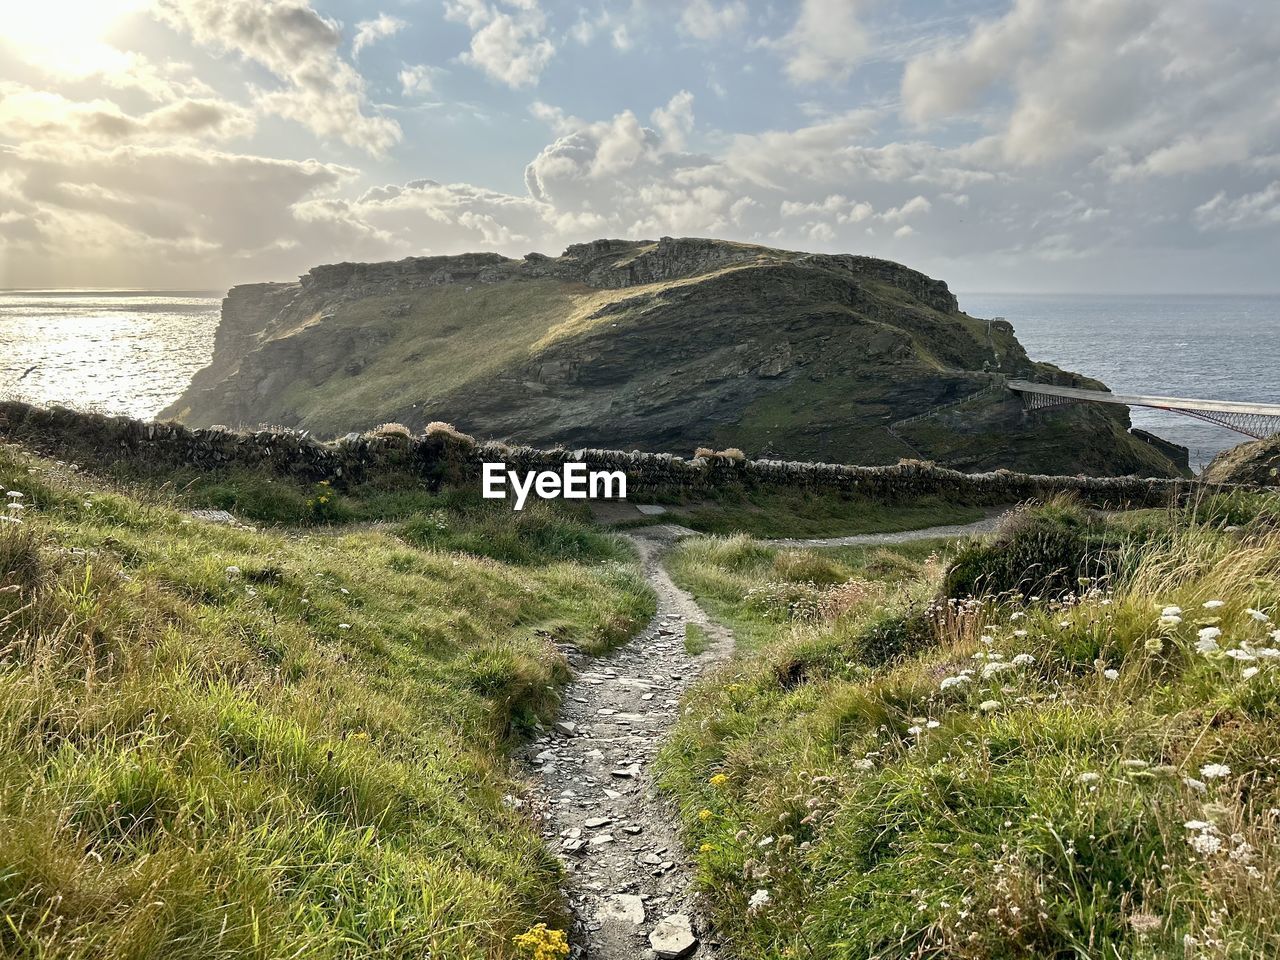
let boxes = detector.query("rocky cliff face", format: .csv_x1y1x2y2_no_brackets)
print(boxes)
1202,436,1280,485
163,237,1184,478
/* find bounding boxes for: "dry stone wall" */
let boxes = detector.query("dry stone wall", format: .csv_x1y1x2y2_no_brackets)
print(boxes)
0,400,1220,507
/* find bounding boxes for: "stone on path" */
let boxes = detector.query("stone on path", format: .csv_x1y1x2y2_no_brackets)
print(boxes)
601,894,646,926
649,914,698,958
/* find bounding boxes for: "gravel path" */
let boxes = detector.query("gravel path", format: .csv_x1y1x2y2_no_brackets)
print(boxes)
762,514,1003,549
521,515,1005,958
521,528,731,959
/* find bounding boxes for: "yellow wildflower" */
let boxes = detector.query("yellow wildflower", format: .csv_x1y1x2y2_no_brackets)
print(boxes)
512,923,569,960
698,808,713,821
709,773,729,788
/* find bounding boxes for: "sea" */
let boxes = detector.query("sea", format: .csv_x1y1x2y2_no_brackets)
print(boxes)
0,290,1275,471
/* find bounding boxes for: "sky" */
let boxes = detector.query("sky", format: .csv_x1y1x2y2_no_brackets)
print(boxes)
1,0,1278,293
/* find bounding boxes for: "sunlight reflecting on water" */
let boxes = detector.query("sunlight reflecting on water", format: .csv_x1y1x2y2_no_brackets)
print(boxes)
0,290,221,419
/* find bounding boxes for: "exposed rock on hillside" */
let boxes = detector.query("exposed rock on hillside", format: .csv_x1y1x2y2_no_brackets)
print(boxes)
164,237,1184,477
1202,435,1280,485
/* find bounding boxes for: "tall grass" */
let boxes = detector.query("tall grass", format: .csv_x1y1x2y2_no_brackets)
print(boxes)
659,495,1280,958
0,445,653,958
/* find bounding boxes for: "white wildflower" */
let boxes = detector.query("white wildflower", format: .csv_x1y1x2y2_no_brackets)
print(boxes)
1183,820,1213,831
1195,635,1220,654
907,725,923,736
852,758,874,771
1200,763,1231,780
1189,833,1223,855
1225,648,1256,662
225,565,241,575
1243,667,1260,680
982,662,1013,679
1162,605,1183,617
939,675,969,691
978,699,1001,713
1103,669,1119,680
1203,600,1225,609
1247,608,1271,623
926,720,941,729
747,888,771,912
1077,772,1101,784
1012,653,1036,666
1199,626,1222,643
338,623,352,630
1183,777,1207,794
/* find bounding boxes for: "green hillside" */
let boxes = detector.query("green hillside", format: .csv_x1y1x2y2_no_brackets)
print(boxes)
164,238,1183,479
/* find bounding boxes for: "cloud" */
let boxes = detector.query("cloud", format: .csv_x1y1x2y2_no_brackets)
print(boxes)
0,141,355,286
679,0,747,41
399,65,437,97
445,0,555,88
650,91,695,152
353,14,407,58
772,0,871,85
0,83,254,144
1194,182,1280,231
154,0,401,155
900,0,1280,173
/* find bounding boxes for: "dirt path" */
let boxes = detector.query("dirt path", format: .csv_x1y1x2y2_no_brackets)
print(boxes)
521,527,732,959
762,513,1003,549
522,515,1005,958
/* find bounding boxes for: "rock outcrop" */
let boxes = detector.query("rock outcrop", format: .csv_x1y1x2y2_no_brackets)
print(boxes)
1202,435,1280,486
162,237,1184,477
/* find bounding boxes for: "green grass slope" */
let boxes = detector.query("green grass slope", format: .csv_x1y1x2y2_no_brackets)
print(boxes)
0,446,652,959
659,496,1280,958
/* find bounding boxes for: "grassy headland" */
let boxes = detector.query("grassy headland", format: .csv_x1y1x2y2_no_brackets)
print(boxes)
659,495,1280,958
0,445,651,958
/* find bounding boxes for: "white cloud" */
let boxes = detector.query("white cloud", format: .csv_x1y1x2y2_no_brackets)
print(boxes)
772,0,871,85
0,83,254,144
445,0,555,88
901,0,1280,174
650,91,695,152
154,0,401,155
353,14,407,58
1194,182,1280,231
679,0,747,41
0,141,355,286
399,65,436,97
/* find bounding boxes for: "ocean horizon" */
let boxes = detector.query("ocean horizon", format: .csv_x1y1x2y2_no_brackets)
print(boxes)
2,288,1276,471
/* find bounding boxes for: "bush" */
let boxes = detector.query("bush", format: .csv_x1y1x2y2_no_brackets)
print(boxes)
770,549,848,586
425,421,475,445
842,607,936,666
943,499,1119,601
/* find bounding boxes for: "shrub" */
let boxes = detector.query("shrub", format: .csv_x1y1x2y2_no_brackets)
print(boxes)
943,498,1119,601
371,421,412,438
717,447,746,461
425,421,475,445
693,447,716,459
770,549,848,586
842,607,936,666
305,480,355,524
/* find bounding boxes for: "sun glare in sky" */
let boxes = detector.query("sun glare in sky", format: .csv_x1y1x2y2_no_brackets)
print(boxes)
0,0,145,74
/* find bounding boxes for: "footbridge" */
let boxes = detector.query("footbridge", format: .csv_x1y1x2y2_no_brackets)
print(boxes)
1008,380,1280,440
